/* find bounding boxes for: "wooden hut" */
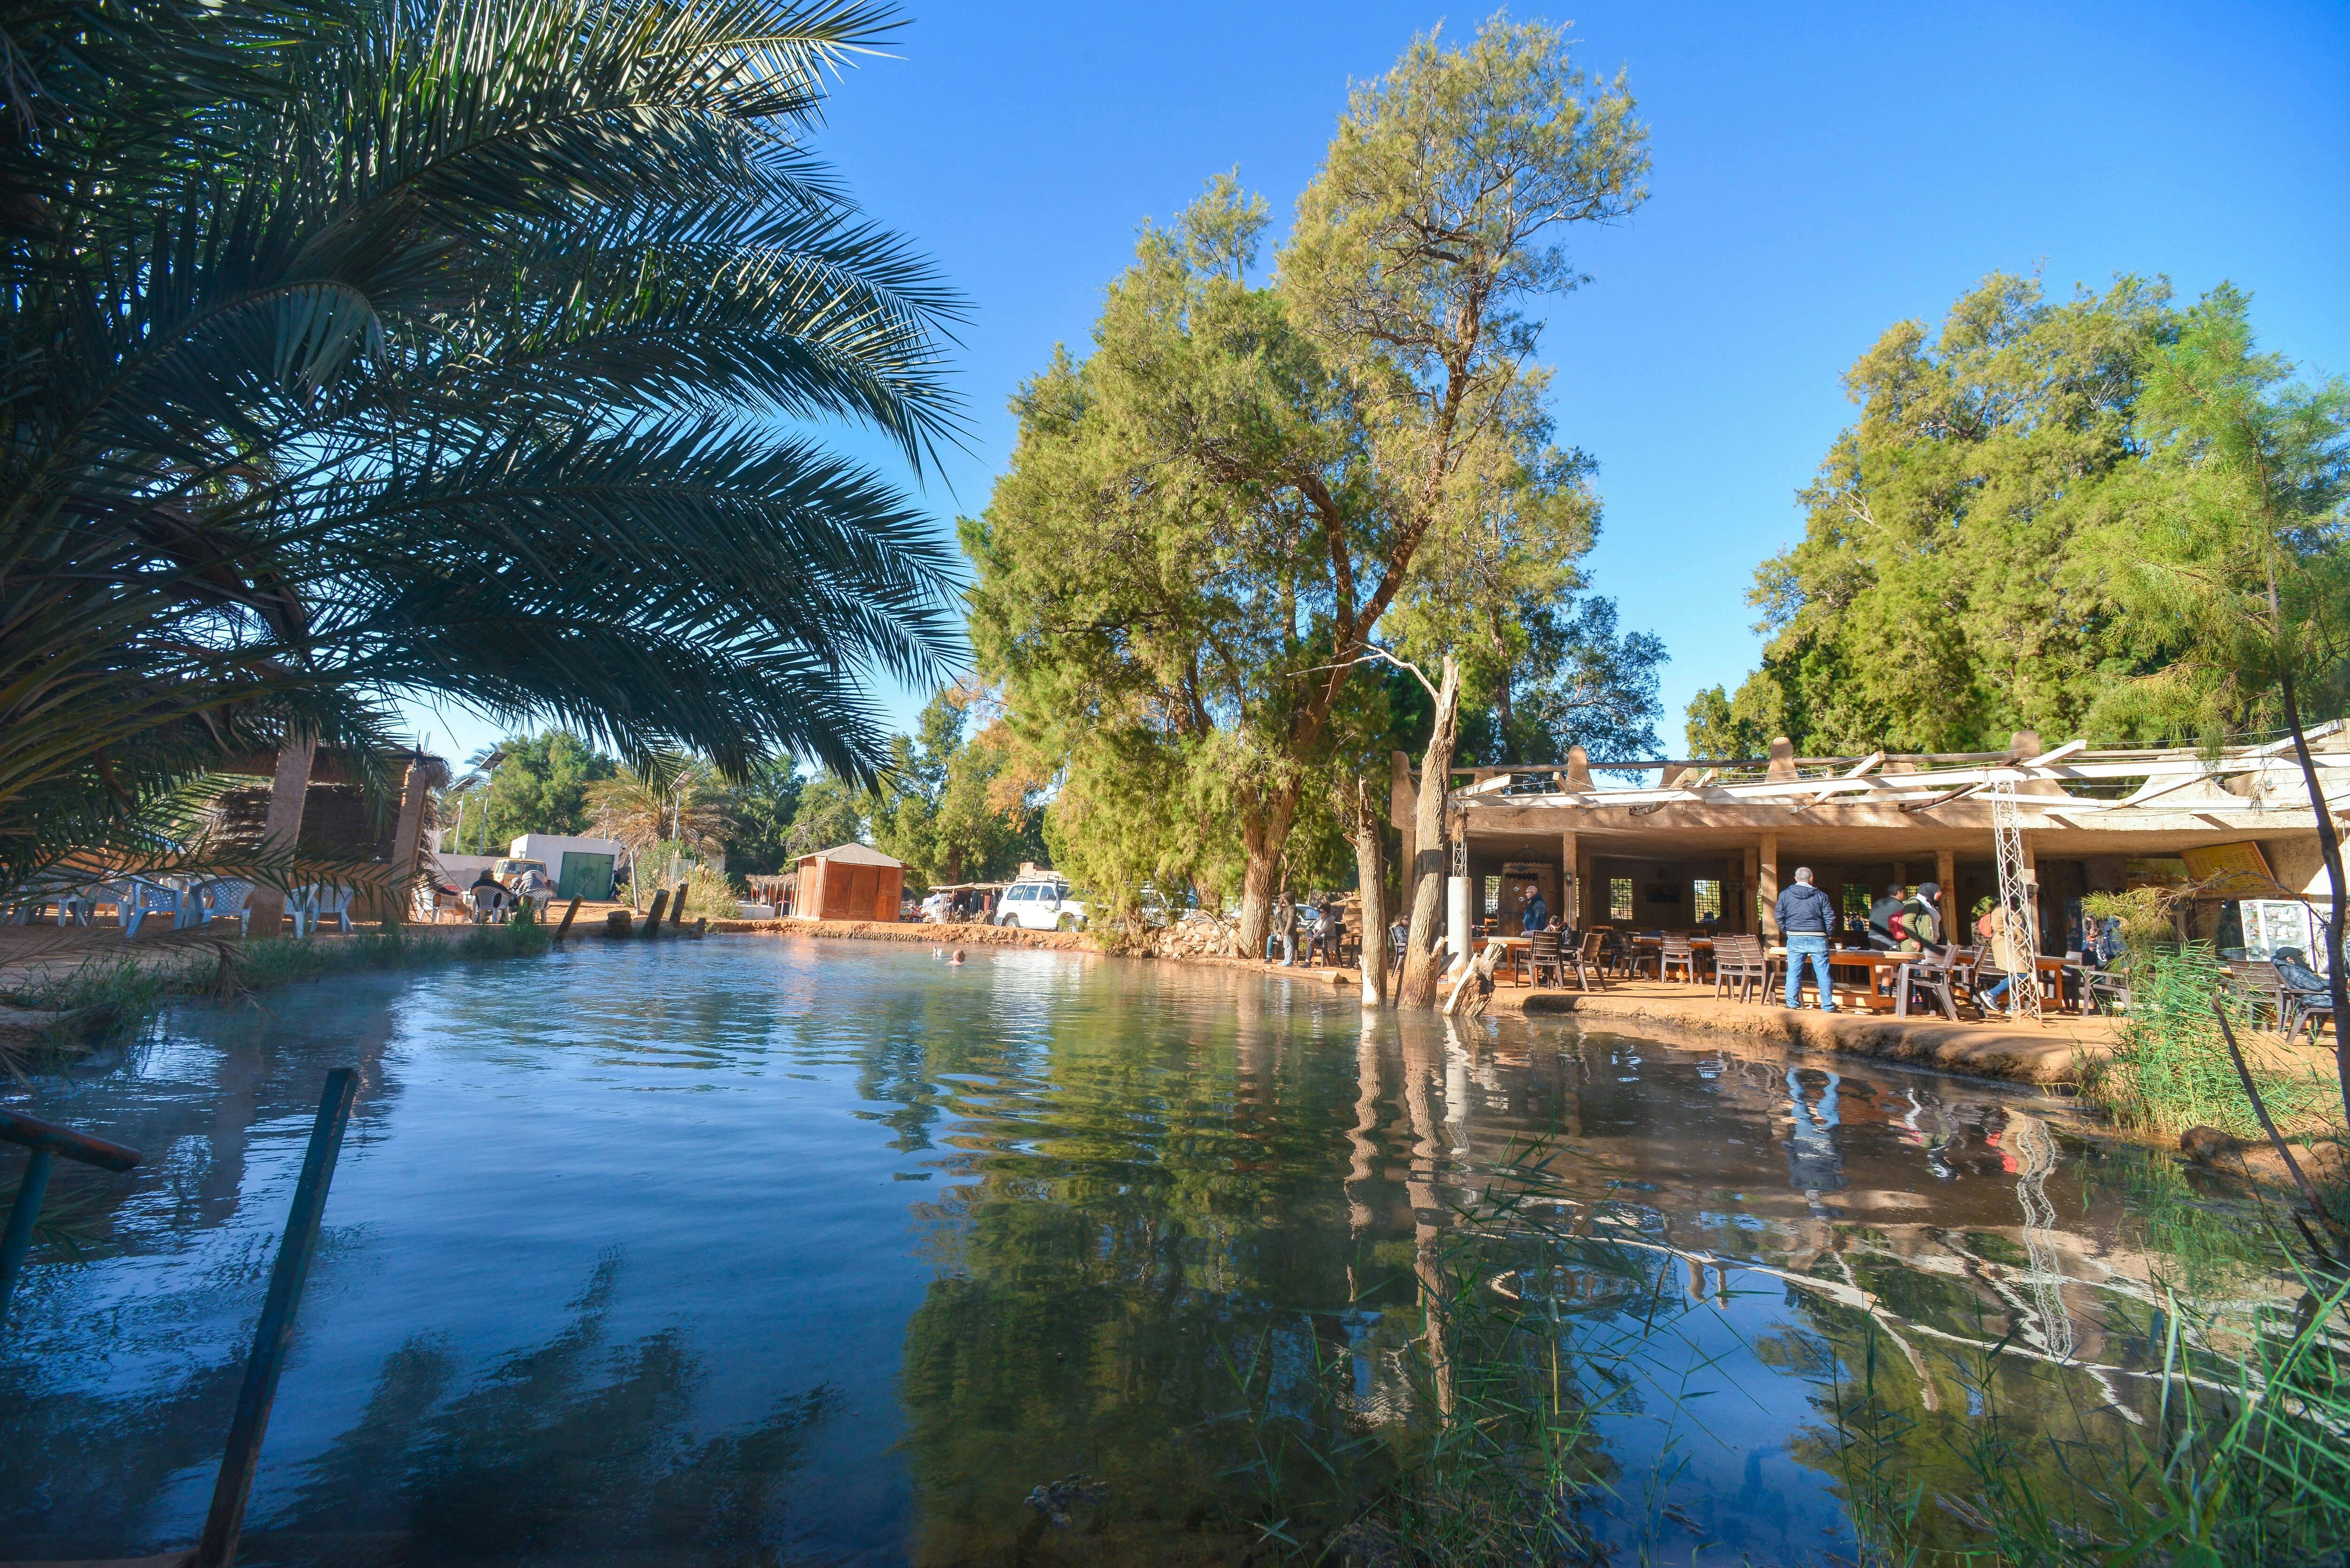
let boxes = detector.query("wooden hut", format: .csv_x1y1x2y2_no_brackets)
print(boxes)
793,843,904,922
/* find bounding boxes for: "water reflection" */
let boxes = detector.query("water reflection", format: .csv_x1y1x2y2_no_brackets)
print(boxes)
0,939,2298,1566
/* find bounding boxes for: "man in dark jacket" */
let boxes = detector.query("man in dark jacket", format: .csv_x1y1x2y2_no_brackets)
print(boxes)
1775,866,1840,1011
1867,884,1905,951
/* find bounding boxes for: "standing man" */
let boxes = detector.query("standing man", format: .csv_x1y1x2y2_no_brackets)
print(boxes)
1520,881,1550,936
1777,866,1840,1012
1271,888,1298,966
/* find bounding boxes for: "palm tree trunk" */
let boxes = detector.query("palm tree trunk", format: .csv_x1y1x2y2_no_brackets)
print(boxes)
247,733,314,936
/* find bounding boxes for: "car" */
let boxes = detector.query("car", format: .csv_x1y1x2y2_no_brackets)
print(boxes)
995,876,1087,932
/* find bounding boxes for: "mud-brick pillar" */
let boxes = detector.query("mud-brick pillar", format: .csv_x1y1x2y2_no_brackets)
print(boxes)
247,734,315,936
1758,833,1780,938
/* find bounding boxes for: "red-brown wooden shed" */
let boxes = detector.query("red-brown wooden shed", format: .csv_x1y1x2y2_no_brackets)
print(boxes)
792,843,905,922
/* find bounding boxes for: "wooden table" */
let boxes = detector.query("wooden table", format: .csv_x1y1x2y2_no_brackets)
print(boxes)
1768,946,1902,1012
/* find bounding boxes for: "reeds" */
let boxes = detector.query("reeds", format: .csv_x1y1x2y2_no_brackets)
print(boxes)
2076,943,2337,1139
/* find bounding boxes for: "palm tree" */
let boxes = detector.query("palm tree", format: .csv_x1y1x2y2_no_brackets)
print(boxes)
0,0,962,902
588,758,734,906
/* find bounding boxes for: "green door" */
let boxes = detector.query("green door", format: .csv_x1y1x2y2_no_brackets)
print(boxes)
556,852,614,901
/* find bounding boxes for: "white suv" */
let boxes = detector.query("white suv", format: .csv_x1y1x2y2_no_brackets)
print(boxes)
995,878,1087,931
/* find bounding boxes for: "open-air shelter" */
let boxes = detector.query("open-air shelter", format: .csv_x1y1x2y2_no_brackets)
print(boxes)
1394,727,2347,964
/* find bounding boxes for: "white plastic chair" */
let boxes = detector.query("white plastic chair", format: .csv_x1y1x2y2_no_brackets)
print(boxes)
200,879,255,936
308,883,355,935
117,877,186,937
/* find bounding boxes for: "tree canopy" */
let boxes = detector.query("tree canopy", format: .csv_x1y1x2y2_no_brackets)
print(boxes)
1686,273,2190,757
967,17,1653,947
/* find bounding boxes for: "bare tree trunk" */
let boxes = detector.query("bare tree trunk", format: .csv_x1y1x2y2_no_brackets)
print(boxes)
1234,788,1300,960
1351,777,1388,1009
247,733,315,936
2279,669,2350,1126
1398,656,1460,1008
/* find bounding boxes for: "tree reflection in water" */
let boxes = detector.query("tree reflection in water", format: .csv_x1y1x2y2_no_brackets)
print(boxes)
243,1254,836,1568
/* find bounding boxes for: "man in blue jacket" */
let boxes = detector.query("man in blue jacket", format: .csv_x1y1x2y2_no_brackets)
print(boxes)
1775,866,1840,1011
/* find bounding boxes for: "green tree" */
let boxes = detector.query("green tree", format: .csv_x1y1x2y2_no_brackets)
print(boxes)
971,17,1648,972
783,773,866,859
869,689,1046,888
2088,288,2350,1117
1685,273,2183,757
1283,14,1648,1002
0,0,961,908
721,760,807,877
477,733,619,844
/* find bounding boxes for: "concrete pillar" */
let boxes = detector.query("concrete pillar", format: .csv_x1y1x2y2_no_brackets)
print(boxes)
247,734,315,936
1758,833,1780,937
1936,848,1957,942
1446,874,1472,966
387,756,432,927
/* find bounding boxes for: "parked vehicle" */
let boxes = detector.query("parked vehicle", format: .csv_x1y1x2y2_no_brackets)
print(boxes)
996,876,1087,932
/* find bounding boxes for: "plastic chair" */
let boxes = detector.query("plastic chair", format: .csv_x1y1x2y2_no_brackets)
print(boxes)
200,879,255,936
1713,936,1768,1003
1659,933,1697,984
1894,949,1960,1020
116,878,186,938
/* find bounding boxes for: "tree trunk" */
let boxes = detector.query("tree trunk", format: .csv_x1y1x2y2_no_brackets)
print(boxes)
1398,656,1460,1007
247,733,315,936
2278,669,2350,1127
1351,778,1388,1009
1234,788,1300,960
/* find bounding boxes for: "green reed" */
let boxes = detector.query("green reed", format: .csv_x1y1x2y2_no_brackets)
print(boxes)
2076,943,2336,1139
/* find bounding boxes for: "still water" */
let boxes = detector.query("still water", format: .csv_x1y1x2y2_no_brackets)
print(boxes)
0,938,2291,1565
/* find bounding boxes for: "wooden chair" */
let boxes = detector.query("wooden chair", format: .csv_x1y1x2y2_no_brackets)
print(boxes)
1527,931,1563,988
1659,933,1697,984
1713,935,1768,1003
2228,962,2288,1027
1560,931,1608,992
1894,948,1960,1020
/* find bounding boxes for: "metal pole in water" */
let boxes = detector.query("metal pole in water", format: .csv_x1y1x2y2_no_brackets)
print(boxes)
0,1146,54,1324
0,1107,143,1328
195,1068,359,1568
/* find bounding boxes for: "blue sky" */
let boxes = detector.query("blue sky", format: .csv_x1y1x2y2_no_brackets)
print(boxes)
402,0,2350,765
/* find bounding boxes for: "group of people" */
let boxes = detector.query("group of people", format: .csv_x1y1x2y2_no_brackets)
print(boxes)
1777,868,2086,1014
918,888,993,923
1266,891,1347,967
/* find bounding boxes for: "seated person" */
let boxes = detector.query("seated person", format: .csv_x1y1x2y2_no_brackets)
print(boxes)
468,869,509,915
515,865,553,898
2273,948,2330,998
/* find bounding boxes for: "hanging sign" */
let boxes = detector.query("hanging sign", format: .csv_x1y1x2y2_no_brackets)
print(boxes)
2179,841,2279,898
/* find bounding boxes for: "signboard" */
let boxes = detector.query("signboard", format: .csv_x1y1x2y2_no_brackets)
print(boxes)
2239,898,2313,962
2179,841,2278,898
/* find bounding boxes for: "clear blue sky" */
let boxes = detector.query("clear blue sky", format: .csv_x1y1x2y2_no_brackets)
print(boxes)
403,0,2350,765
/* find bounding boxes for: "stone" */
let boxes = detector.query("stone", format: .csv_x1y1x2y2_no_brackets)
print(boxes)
2179,1125,2238,1163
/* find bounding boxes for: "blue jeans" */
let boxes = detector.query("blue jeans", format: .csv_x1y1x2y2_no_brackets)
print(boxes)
1784,932,1835,1009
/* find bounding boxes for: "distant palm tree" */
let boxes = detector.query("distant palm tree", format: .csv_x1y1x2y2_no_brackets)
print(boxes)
0,0,962,901
588,760,734,901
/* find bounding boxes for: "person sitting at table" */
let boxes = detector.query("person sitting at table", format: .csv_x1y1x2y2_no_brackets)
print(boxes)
1520,883,1549,935
1975,898,2035,1012
1867,884,1905,951
1896,882,1943,952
